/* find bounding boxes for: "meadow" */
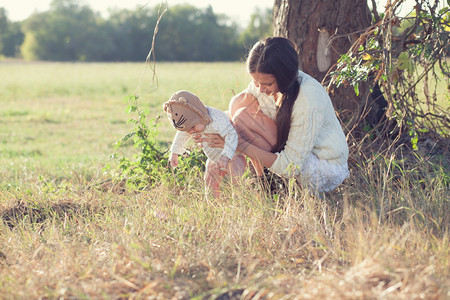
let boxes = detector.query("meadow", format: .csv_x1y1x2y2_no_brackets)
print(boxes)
0,61,448,299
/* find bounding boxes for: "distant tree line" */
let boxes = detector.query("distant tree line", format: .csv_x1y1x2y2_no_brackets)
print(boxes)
0,0,272,62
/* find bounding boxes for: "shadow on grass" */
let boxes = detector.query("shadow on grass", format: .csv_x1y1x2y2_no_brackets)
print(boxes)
1,200,102,229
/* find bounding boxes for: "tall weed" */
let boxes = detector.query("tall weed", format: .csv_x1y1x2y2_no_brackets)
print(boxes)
108,95,206,190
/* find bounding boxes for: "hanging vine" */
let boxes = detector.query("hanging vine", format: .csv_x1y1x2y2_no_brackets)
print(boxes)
325,0,449,150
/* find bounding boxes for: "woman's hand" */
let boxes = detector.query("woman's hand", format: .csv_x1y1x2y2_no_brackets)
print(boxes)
192,133,225,148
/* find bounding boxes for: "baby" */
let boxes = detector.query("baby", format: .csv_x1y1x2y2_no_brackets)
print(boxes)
163,90,238,197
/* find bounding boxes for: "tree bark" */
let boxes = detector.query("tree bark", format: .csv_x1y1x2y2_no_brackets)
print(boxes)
273,0,385,127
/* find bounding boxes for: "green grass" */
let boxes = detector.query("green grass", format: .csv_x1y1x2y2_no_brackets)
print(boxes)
0,61,248,188
0,62,448,299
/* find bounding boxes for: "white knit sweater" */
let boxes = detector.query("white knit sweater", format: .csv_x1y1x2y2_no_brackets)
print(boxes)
244,70,349,177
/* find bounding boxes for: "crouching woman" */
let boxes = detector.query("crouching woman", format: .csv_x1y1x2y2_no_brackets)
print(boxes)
196,37,350,193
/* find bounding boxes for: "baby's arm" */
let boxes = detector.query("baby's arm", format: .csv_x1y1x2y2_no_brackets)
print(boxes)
170,131,191,168
221,124,238,160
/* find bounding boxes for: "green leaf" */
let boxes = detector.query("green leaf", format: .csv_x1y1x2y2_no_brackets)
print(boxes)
397,51,414,75
354,82,360,96
127,105,137,113
397,51,410,70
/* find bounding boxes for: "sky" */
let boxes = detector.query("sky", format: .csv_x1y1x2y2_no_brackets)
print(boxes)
1,0,421,25
1,0,273,24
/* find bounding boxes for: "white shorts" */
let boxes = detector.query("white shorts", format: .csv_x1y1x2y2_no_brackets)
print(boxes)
297,153,349,193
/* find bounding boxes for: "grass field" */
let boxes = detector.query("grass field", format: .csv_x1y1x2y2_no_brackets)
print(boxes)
0,62,247,189
0,62,448,299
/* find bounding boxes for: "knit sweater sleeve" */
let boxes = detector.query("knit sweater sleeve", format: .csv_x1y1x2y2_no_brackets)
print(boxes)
269,84,325,176
208,107,238,160
170,130,191,155
221,128,238,160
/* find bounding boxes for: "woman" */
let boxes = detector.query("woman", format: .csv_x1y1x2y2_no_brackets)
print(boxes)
197,37,349,193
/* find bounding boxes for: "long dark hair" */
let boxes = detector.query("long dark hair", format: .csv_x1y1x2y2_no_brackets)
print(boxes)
247,37,300,153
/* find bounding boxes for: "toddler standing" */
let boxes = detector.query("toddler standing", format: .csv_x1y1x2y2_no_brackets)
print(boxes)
163,90,238,197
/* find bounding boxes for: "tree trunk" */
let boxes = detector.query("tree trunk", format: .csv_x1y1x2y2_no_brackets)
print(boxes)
273,0,386,128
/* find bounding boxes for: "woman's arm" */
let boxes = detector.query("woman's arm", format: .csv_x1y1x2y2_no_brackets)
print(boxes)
238,139,277,168
231,92,277,168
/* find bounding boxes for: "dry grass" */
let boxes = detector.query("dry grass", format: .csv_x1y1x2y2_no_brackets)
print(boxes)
0,150,448,299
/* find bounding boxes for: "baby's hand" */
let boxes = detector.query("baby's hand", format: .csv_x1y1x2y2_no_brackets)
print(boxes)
216,156,230,172
169,153,179,168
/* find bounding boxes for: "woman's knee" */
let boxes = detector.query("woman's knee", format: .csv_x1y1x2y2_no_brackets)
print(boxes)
229,93,258,117
231,106,251,128
232,107,257,144
232,106,277,149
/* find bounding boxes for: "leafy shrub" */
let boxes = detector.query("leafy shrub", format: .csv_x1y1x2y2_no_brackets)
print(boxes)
109,95,206,190
327,3,449,148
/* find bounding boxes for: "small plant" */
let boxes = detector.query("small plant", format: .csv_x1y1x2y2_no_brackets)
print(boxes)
109,95,206,190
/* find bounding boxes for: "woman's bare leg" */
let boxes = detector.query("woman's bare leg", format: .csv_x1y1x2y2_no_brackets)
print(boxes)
229,93,277,176
232,107,273,176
